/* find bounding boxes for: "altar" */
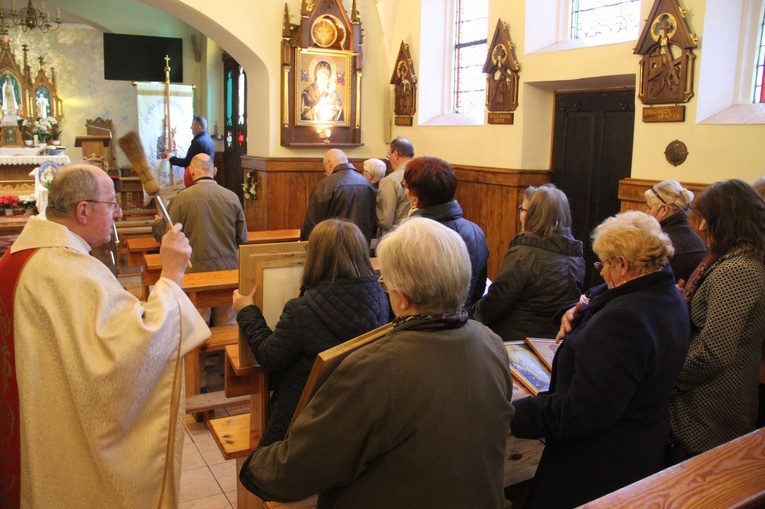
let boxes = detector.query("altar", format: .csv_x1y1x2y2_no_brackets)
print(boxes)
0,146,70,195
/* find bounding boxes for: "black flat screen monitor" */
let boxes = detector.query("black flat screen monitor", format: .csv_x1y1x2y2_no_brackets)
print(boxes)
103,33,183,82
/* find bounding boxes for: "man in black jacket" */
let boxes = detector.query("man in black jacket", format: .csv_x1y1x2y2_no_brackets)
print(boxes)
300,149,376,246
164,115,215,169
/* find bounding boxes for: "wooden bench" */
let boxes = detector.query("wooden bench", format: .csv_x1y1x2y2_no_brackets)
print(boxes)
185,324,241,411
581,428,765,508
141,253,238,302
127,229,301,268
126,236,160,266
186,391,250,415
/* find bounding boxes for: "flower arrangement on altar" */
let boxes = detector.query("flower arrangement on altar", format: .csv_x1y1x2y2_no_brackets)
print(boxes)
18,194,36,211
0,195,19,209
33,117,59,144
243,171,259,201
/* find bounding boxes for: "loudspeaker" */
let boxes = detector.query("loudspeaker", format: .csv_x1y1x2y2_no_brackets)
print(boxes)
191,34,202,63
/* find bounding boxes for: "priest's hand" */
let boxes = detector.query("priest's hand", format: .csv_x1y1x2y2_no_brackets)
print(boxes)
233,286,258,313
159,223,191,286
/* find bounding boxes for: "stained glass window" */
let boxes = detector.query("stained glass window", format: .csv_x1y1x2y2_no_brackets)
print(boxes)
753,7,765,103
453,0,487,115
570,0,640,40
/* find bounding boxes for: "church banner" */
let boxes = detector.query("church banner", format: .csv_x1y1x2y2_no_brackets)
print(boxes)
135,83,193,188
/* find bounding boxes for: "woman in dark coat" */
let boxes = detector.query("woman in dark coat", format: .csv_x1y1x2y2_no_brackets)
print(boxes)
511,211,690,509
473,184,585,341
644,179,706,282
404,156,489,311
233,219,389,445
669,180,765,460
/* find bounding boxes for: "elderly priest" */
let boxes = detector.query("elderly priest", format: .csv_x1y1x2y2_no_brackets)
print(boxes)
0,165,210,508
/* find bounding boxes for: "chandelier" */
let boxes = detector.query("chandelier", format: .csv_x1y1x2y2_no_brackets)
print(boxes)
0,1,61,33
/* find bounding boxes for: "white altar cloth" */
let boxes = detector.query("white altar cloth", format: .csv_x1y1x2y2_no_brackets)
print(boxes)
0,146,70,165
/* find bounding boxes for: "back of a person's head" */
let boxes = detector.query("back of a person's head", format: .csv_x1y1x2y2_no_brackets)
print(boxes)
302,219,373,289
46,165,100,219
376,217,470,314
693,179,765,258
363,158,387,181
404,156,457,207
523,184,572,238
592,210,673,273
644,180,694,212
390,137,414,158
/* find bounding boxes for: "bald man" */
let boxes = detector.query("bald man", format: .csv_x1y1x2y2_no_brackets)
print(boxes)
153,153,248,326
300,148,376,245
1,165,209,507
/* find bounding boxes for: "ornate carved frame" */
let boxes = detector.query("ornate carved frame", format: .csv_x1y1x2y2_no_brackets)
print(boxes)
390,41,417,118
483,19,520,114
0,38,64,146
281,0,364,147
634,0,698,106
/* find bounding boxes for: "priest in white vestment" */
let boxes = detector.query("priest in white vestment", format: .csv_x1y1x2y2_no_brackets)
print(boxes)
1,165,210,508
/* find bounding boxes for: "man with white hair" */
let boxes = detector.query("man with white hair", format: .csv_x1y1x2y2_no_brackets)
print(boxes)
362,158,387,188
300,148,376,245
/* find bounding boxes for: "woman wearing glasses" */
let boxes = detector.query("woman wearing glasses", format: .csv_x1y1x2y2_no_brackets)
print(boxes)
511,211,690,509
644,179,706,282
668,179,765,462
233,219,388,446
473,184,585,341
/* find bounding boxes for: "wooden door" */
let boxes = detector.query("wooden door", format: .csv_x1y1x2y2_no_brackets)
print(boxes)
551,90,635,289
222,53,247,201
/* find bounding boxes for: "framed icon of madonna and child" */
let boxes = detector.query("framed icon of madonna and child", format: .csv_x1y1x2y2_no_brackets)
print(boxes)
295,49,350,127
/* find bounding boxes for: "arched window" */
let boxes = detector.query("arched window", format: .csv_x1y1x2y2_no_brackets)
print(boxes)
453,0,488,115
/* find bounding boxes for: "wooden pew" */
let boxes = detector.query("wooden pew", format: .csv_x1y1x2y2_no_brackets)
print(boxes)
128,229,301,268
581,428,765,508
126,236,159,266
209,345,270,509
184,324,245,418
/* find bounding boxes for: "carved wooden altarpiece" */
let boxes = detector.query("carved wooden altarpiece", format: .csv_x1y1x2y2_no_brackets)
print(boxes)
390,41,416,126
483,19,520,125
281,0,364,147
0,36,63,146
634,0,698,123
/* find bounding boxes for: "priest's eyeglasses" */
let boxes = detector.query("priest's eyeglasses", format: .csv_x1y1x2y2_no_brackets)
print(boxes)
84,200,121,211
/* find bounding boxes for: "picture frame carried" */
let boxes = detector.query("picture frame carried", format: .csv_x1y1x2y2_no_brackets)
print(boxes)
504,341,551,396
288,323,393,430
524,337,561,371
237,242,308,367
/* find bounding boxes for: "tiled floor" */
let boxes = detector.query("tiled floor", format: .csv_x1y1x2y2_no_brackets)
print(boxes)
181,410,243,509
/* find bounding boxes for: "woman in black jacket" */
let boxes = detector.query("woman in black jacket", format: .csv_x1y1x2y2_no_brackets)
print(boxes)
473,184,585,341
233,219,389,445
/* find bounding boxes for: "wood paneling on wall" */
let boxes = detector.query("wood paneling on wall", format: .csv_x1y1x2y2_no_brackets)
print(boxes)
454,166,551,279
241,156,367,232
